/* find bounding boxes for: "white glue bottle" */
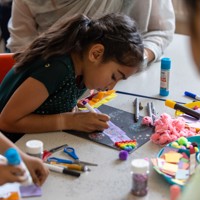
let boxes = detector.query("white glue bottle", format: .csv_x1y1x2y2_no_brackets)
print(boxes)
4,147,33,186
26,140,44,159
160,57,171,96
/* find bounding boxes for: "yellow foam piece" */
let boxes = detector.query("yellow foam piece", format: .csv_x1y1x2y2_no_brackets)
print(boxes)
80,90,117,109
164,152,183,163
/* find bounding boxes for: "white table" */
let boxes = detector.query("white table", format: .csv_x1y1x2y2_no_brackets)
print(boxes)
15,34,198,200
115,34,200,104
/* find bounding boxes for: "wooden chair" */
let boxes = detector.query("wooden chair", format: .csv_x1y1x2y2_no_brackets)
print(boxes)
0,53,15,83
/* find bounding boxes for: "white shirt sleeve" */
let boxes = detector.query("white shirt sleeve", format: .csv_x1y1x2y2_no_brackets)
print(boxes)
7,0,39,52
122,0,175,62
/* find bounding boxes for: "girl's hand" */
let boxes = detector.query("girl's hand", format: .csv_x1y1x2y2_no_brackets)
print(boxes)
0,164,26,185
69,112,110,132
23,154,49,186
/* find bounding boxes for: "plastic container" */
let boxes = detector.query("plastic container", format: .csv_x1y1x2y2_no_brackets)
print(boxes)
160,57,171,96
26,140,43,159
4,147,33,186
131,159,149,197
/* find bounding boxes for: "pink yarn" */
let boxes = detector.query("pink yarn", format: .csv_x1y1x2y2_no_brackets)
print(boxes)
146,113,198,145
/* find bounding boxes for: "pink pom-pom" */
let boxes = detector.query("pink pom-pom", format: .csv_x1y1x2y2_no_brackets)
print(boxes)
150,112,197,145
119,150,129,160
142,116,152,126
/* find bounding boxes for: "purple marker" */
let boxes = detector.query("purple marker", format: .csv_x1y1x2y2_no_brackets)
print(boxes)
82,100,96,113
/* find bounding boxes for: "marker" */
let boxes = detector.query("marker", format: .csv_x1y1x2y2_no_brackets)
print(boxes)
165,99,200,120
44,163,81,177
147,102,153,119
133,98,139,122
49,161,90,172
151,102,157,123
184,91,200,101
82,100,96,113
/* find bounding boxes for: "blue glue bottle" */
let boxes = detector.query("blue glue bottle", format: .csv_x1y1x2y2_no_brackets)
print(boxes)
4,147,33,186
160,57,171,96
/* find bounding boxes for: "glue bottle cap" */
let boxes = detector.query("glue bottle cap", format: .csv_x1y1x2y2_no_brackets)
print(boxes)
161,58,171,70
26,140,43,155
4,148,21,165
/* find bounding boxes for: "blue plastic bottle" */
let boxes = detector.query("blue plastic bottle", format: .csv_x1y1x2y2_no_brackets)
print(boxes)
4,147,33,186
160,58,171,96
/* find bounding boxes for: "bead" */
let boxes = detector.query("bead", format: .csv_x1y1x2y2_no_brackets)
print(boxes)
194,147,199,152
177,137,188,146
119,150,129,160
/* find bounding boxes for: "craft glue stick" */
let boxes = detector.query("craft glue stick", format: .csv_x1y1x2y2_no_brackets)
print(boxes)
160,58,171,96
4,147,33,186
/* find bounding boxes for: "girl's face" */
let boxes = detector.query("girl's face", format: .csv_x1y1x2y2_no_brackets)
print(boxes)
81,44,138,90
190,5,200,70
83,61,137,90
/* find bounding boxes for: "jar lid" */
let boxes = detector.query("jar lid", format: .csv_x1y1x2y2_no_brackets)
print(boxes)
131,159,149,174
26,140,43,154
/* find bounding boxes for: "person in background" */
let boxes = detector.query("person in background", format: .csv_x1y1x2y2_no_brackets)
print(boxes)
0,0,12,52
0,13,144,142
176,1,200,200
0,132,49,185
6,0,175,67
184,0,200,70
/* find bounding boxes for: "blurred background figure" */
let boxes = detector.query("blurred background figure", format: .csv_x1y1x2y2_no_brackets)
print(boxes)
0,0,12,52
6,0,175,66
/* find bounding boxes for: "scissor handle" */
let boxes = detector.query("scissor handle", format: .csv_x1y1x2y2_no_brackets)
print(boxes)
64,147,79,160
42,150,52,161
47,157,73,164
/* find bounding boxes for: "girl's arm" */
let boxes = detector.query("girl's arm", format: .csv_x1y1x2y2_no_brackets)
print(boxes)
0,77,110,133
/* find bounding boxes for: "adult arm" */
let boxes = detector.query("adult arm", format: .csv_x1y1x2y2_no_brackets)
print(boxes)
122,0,175,63
7,0,39,52
143,0,175,63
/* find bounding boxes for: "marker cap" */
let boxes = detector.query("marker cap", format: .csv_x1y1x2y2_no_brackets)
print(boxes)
184,91,196,99
165,99,176,109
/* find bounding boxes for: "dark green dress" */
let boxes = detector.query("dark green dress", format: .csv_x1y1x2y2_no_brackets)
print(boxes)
0,54,86,141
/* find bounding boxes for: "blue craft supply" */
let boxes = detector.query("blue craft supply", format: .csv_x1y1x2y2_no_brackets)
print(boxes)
160,58,171,96
184,91,200,101
4,148,33,185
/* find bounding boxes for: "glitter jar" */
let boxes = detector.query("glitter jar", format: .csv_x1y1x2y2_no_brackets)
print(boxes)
26,140,43,159
131,159,149,197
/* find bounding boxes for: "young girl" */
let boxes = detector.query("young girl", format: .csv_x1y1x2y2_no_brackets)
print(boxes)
0,13,144,141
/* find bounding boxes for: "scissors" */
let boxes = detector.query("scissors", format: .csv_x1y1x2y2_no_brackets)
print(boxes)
42,144,68,161
47,147,98,166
